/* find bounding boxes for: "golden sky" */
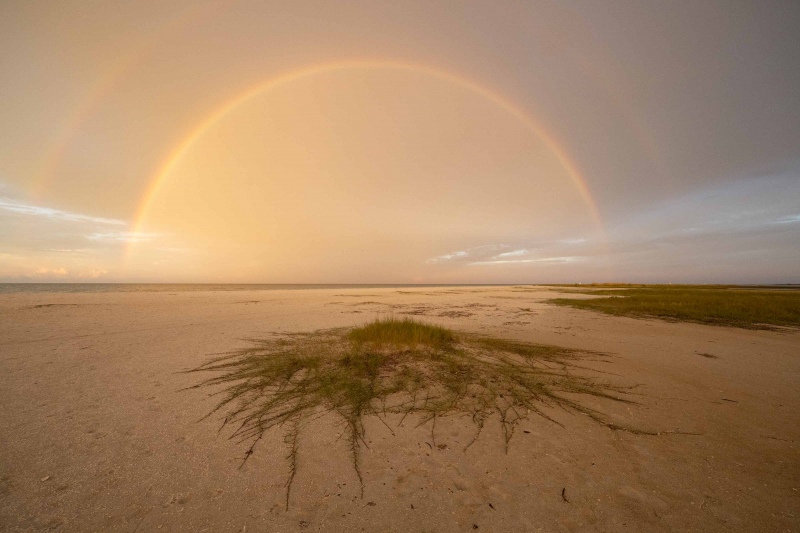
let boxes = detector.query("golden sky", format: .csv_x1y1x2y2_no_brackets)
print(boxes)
1,1,799,283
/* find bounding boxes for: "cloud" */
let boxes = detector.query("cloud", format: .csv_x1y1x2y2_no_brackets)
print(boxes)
774,214,800,225
81,268,109,279
426,244,510,264
494,249,528,258
0,188,151,281
426,240,590,266
19,266,109,280
603,174,800,255
419,171,799,281
427,250,469,263
423,173,798,279
86,231,160,243
0,198,125,225
30,267,69,277
470,256,580,266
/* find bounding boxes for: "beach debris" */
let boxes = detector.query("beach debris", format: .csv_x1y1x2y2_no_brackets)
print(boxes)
697,352,719,359
561,487,569,502
41,476,50,482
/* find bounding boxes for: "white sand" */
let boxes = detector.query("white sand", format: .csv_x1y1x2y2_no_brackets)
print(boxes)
1,286,798,532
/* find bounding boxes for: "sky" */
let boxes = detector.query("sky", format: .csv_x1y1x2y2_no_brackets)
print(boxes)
1,0,799,284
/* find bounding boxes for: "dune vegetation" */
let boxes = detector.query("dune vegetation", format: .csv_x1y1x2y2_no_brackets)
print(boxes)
187,317,638,506
547,286,800,329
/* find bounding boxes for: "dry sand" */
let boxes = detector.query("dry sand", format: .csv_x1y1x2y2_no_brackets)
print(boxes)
1,285,798,532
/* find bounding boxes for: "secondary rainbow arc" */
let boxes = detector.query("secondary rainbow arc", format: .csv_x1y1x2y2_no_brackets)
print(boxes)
32,0,233,198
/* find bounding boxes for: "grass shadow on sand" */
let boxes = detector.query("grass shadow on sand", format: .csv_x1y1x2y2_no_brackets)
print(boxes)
185,317,644,507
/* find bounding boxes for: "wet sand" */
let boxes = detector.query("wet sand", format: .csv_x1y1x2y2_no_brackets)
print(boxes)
1,286,798,532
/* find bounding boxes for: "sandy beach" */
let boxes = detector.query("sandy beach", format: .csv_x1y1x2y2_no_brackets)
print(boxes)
1,285,798,532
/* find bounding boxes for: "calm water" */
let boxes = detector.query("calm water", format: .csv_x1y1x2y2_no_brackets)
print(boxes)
0,283,496,294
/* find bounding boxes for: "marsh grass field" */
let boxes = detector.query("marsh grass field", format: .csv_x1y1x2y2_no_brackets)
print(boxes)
547,285,800,329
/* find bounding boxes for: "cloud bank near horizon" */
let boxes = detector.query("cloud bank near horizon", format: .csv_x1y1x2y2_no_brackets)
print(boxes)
1,169,797,283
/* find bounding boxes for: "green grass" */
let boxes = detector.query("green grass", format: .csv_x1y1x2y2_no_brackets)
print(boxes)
348,316,455,349
186,317,638,507
548,287,800,329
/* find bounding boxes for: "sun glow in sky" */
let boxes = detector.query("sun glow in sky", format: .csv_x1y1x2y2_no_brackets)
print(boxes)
1,1,799,283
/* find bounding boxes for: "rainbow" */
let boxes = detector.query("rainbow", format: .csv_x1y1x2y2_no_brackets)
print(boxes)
128,60,606,258
31,0,231,198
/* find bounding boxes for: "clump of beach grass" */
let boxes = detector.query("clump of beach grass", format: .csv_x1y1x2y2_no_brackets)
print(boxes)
186,317,638,507
348,316,455,349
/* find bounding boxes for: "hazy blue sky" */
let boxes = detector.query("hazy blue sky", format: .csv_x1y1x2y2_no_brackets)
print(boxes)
1,1,798,283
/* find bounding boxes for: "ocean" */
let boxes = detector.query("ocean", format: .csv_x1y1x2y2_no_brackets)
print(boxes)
0,283,498,294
